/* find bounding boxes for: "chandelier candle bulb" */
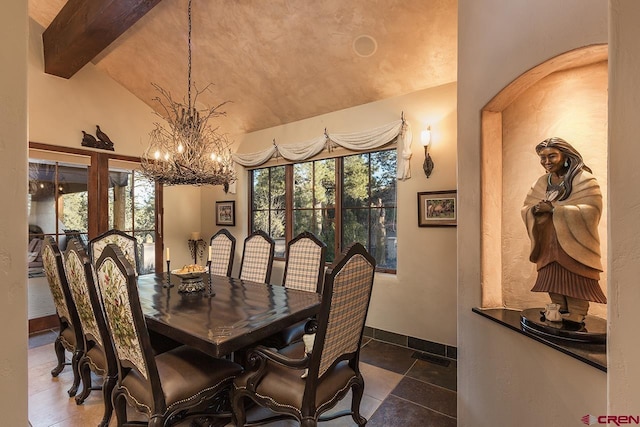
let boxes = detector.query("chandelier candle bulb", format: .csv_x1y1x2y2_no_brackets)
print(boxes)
208,246,212,262
166,247,170,261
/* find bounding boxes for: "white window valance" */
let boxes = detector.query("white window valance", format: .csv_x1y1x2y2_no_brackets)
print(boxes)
232,118,413,180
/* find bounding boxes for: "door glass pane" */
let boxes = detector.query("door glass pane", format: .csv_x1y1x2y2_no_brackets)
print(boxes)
108,166,156,274
28,160,89,276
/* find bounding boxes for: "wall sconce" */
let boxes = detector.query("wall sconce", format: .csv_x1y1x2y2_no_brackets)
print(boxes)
421,126,434,178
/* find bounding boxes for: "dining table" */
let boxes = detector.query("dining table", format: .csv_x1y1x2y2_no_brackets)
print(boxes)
136,272,321,358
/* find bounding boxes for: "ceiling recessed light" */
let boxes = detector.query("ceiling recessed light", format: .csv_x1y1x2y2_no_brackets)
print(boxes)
353,34,378,58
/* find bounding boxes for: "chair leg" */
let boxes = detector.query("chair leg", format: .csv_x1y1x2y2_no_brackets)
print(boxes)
350,379,367,426
51,337,66,377
98,375,117,427
231,392,247,426
113,390,128,427
67,348,82,397
301,417,318,427
74,357,92,404
149,414,165,427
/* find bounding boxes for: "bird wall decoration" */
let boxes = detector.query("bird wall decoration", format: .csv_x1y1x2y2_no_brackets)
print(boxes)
80,125,115,151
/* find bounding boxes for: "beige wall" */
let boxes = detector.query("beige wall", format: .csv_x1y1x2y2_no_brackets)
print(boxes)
458,1,608,425
27,19,201,267
0,1,28,424
501,62,608,318
28,20,156,158
206,83,459,346
608,0,640,414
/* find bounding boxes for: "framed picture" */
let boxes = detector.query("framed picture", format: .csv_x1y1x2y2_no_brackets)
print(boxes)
417,190,457,227
215,200,235,226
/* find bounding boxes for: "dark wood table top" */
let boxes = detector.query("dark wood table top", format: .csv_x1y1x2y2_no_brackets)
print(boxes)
137,273,321,358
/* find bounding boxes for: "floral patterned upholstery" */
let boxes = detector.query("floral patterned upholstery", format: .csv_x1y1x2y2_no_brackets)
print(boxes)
90,229,139,275
65,247,102,348
43,244,71,322
97,255,148,380
64,238,118,426
41,236,83,397
96,243,243,426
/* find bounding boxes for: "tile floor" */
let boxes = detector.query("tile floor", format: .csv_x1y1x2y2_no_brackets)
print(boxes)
28,330,457,426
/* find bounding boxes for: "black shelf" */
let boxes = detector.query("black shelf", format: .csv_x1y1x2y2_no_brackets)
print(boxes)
472,307,606,372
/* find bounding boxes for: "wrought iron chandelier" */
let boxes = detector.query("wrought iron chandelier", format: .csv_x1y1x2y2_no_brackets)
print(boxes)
140,0,236,188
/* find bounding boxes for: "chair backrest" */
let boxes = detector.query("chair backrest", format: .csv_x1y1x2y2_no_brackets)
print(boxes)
239,230,275,283
307,243,375,382
89,229,139,275
95,244,162,397
42,236,82,345
209,228,236,277
64,239,103,349
64,238,117,375
282,231,326,293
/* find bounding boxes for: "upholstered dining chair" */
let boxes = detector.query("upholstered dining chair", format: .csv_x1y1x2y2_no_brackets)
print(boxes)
238,230,275,284
41,236,83,397
232,242,376,427
209,228,236,277
95,243,243,427
265,231,326,348
63,238,117,427
89,229,139,275
282,231,326,293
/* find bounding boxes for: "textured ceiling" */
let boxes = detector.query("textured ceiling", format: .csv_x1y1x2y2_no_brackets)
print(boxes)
29,0,457,136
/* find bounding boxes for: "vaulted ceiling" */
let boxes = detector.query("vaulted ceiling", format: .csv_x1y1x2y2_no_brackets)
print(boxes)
28,0,457,136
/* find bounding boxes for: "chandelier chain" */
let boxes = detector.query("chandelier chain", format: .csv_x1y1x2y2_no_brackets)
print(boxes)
187,0,192,110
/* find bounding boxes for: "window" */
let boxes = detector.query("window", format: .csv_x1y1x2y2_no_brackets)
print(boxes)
249,149,397,272
342,151,397,270
293,159,336,262
251,165,286,257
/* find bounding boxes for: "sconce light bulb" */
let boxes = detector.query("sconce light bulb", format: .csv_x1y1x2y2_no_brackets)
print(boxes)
421,127,432,147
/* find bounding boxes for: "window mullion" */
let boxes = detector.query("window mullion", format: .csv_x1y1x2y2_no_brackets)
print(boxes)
335,157,343,254
285,164,293,242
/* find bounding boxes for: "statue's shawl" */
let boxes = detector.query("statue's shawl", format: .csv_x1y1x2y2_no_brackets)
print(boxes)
521,170,603,271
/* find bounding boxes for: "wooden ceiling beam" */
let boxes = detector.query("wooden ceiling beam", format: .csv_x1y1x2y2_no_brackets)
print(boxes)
43,0,162,79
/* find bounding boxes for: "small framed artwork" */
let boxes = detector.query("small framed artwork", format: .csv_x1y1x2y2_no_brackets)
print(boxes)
215,200,235,226
417,190,457,227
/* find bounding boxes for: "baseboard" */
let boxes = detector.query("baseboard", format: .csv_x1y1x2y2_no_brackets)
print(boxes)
29,315,58,334
363,326,457,360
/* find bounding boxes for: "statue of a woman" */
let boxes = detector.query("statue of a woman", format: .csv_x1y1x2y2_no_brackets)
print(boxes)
521,137,606,323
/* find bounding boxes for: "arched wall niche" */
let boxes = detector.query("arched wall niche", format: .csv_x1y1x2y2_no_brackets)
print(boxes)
481,44,608,319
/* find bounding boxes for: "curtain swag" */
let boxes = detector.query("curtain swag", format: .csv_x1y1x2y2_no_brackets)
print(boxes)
231,118,413,180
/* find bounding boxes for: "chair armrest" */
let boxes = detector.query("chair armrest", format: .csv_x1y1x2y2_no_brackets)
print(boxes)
247,345,309,369
245,345,310,391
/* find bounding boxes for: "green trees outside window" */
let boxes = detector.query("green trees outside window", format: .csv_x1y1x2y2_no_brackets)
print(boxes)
250,149,397,271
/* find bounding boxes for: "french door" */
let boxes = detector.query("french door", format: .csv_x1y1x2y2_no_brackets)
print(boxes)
28,143,163,274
